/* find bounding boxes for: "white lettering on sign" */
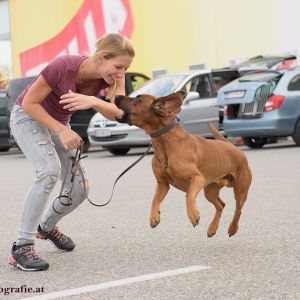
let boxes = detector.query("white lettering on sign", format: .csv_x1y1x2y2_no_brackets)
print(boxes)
84,11,97,53
68,37,79,55
25,62,48,76
102,0,127,33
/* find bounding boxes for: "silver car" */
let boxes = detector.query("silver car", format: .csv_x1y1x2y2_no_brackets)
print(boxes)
88,70,228,155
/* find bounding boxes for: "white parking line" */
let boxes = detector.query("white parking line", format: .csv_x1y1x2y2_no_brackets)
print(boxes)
21,265,210,300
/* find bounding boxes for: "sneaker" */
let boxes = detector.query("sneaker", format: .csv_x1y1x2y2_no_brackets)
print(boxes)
36,225,75,251
8,242,49,271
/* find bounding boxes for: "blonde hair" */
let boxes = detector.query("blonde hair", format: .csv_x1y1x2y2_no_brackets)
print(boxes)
93,33,135,100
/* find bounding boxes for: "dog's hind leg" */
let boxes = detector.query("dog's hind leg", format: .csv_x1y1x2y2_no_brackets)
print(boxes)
186,175,206,227
228,191,247,237
204,183,225,237
228,167,252,237
150,182,170,228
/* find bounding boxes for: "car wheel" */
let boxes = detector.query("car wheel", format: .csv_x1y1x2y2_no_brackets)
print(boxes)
106,147,130,155
242,137,268,149
292,119,300,146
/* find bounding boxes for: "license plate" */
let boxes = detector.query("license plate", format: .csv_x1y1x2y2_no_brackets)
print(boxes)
94,129,111,137
225,90,245,99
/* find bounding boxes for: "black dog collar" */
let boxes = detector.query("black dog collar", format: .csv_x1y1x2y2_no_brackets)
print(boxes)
150,118,179,138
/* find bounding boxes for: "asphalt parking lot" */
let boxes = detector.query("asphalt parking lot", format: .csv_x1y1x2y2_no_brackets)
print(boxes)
0,141,299,300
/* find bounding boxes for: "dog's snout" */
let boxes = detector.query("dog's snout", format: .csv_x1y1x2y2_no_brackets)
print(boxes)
115,110,131,125
115,95,123,108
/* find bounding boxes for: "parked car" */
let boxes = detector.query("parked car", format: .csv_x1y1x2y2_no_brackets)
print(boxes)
88,68,242,155
0,90,14,151
211,67,271,127
0,77,35,152
217,69,300,148
231,53,297,70
3,72,149,152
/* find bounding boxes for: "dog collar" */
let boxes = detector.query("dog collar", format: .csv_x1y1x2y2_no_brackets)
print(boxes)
150,118,179,138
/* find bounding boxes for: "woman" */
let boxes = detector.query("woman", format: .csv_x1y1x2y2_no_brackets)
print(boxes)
8,33,135,271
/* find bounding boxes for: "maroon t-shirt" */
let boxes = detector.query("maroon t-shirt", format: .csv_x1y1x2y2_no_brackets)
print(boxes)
16,55,109,124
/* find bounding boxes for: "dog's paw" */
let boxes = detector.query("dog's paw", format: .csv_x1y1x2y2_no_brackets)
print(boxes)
187,208,200,227
150,210,160,228
228,222,238,237
207,223,218,237
207,220,220,237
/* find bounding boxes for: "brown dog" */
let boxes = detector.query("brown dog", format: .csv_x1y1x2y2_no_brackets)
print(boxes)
115,91,252,237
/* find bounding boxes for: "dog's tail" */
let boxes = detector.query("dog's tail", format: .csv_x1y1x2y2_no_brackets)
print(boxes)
207,122,228,143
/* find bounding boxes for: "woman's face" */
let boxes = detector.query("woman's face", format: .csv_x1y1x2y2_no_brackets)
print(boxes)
99,54,133,84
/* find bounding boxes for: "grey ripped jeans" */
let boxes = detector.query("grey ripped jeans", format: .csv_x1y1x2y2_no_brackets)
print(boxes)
10,105,89,246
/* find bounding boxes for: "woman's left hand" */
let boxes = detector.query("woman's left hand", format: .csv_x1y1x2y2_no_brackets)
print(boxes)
59,90,96,111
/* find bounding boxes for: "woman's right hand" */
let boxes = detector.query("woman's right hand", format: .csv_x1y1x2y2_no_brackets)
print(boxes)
57,127,82,150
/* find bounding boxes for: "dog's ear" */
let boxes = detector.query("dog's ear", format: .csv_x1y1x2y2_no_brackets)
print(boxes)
151,91,185,116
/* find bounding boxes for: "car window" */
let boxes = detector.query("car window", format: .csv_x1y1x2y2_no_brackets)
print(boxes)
238,57,283,68
213,75,235,92
130,75,149,90
236,55,296,68
238,72,282,83
130,74,187,97
257,76,280,96
125,73,150,95
250,76,280,105
211,69,242,91
183,81,192,94
188,75,212,98
287,74,300,91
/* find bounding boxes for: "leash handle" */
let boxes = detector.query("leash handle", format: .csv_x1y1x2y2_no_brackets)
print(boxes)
53,144,84,214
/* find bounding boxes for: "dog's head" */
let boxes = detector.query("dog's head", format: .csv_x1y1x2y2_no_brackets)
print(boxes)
115,91,185,131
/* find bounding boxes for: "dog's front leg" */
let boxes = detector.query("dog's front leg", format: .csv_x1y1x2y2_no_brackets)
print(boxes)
150,183,170,228
186,175,206,227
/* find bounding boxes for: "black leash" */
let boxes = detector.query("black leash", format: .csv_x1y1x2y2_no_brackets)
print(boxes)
53,118,178,212
86,144,152,207
54,143,152,212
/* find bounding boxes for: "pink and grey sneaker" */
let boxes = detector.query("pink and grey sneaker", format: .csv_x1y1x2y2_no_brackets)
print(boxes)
36,225,75,252
8,242,49,271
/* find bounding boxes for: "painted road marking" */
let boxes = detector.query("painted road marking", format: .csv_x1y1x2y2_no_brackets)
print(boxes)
21,265,210,300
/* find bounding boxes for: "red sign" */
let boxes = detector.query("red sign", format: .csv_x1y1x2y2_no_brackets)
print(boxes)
20,0,134,76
